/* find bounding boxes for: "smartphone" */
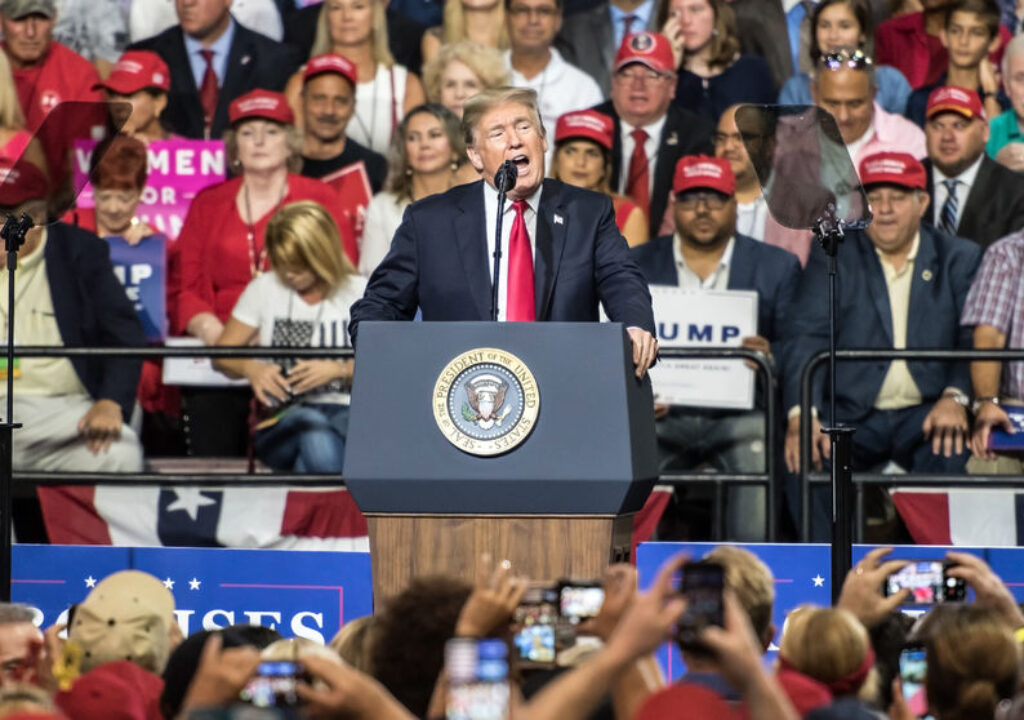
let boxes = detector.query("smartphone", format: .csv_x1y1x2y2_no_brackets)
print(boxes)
239,661,307,708
676,560,725,652
884,561,966,604
558,581,604,623
899,645,934,719
512,585,559,666
446,638,510,720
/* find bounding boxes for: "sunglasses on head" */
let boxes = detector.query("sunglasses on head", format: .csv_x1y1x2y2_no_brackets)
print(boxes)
820,49,873,71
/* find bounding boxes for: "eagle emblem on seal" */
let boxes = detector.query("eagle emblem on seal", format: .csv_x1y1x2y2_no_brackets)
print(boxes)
462,374,512,429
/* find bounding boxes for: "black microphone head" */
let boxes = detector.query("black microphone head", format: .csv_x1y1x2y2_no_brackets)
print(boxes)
495,160,519,193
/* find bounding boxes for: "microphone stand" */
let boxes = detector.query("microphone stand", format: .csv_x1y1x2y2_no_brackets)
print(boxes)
0,213,30,602
490,163,517,322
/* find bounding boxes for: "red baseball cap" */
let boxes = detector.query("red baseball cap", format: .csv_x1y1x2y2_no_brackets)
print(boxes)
555,110,614,150
673,155,736,196
229,89,295,126
94,50,170,95
925,85,985,121
0,158,48,207
859,151,927,190
614,32,676,74
303,53,358,87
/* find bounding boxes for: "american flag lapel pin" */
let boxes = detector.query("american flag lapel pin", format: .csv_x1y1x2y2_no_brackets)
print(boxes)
241,55,251,65
554,213,564,225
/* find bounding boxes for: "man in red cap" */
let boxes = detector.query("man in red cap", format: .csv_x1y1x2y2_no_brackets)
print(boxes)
299,53,387,193
592,31,714,240
94,50,173,143
631,154,800,541
922,85,1024,248
784,151,981,541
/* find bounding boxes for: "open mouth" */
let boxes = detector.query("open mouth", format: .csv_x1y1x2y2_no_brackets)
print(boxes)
511,154,530,173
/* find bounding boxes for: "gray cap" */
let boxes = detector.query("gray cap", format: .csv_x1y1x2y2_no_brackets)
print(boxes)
0,0,56,19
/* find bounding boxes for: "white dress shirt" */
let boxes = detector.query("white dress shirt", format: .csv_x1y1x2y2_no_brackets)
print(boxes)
484,181,542,322
736,196,769,242
673,235,735,289
931,154,983,231
618,114,668,197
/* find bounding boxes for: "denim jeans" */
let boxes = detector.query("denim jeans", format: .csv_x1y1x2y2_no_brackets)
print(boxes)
253,403,350,473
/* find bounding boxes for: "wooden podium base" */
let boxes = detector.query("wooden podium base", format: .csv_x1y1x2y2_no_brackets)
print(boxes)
366,513,634,603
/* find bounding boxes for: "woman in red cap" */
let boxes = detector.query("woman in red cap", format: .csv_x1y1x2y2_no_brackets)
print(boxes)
94,50,174,144
549,109,649,248
174,89,356,457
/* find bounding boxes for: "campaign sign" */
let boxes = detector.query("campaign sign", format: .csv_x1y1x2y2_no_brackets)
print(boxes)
73,139,226,240
648,287,758,409
12,545,373,642
106,234,167,342
321,162,373,244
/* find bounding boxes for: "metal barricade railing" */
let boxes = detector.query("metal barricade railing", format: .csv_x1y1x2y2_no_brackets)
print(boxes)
798,348,1024,540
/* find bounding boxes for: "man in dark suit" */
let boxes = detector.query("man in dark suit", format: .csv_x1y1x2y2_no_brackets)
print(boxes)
922,86,1024,248
591,32,715,240
784,151,981,537
632,155,800,541
350,86,658,377
129,0,301,139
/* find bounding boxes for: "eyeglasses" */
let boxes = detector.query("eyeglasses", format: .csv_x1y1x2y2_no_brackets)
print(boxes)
819,49,873,71
507,5,558,18
614,67,669,84
676,191,728,210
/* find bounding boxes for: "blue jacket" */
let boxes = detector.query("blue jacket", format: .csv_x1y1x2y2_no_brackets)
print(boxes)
783,223,981,421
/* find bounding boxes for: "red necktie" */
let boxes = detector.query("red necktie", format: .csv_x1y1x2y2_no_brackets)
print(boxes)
199,49,219,133
626,127,650,216
507,200,536,322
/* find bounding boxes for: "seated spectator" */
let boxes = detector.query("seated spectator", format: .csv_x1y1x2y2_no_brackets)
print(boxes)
905,0,1007,128
779,0,913,116
360,103,469,276
329,615,375,672
0,159,145,473
299,53,388,192
130,0,286,45
422,41,509,119
988,34,1024,170
550,109,647,247
128,0,301,139
93,50,173,144
922,86,1024,248
712,104,813,264
505,0,602,150
809,48,925,168
175,90,354,457
0,605,43,687
0,50,48,179
592,31,715,240
784,152,980,540
422,0,510,63
285,0,426,156
658,0,776,122
632,155,799,541
214,201,366,474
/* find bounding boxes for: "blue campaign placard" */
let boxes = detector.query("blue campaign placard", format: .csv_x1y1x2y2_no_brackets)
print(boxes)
11,545,373,643
983,549,1024,604
105,234,167,343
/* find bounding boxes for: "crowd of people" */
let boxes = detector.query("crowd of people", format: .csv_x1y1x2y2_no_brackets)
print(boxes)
0,548,1021,719
2,0,1024,542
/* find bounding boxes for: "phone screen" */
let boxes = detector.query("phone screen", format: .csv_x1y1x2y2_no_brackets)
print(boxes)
559,584,604,621
239,661,304,708
512,604,556,664
899,647,934,720
446,638,509,720
676,561,724,650
885,562,965,604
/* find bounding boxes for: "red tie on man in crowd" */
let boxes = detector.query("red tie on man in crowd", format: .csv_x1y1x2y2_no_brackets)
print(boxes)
626,127,650,216
199,49,219,134
506,200,536,321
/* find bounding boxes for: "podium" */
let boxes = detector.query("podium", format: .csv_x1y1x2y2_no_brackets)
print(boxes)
343,322,658,601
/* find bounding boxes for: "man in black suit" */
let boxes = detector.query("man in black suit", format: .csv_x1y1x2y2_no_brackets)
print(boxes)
129,0,301,139
351,87,658,377
923,85,1024,248
591,31,715,239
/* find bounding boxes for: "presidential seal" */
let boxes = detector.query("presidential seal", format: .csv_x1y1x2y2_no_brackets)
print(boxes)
432,348,540,456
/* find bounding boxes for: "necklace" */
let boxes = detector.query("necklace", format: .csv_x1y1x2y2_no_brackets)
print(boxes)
243,179,289,278
352,63,380,150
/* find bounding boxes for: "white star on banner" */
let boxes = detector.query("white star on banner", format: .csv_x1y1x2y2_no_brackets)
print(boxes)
812,574,825,587
165,488,217,522
84,576,96,588
164,578,175,590
189,578,201,590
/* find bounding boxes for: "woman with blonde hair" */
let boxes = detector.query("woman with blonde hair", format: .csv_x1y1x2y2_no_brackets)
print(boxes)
0,50,48,180
285,0,425,155
421,40,509,118
215,200,367,473
421,0,510,63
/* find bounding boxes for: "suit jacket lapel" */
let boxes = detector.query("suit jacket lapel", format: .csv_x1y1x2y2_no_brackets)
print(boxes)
168,27,206,137
216,24,251,134
924,159,937,225
859,233,894,344
649,108,680,234
957,157,992,236
908,227,938,346
535,180,568,319
454,182,492,319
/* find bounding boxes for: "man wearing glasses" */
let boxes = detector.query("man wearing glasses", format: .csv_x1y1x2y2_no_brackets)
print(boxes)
810,48,925,168
592,31,715,239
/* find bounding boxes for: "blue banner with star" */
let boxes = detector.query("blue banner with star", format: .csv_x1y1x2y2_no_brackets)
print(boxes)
12,545,373,643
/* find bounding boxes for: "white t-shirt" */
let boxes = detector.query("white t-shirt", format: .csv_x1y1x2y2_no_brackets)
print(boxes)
359,190,410,276
348,64,409,156
231,272,367,404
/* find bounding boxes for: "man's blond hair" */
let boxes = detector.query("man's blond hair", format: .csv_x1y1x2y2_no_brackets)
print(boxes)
461,86,545,148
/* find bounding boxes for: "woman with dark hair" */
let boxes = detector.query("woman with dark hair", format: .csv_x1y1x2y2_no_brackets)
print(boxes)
659,0,776,121
779,0,912,114
359,103,472,275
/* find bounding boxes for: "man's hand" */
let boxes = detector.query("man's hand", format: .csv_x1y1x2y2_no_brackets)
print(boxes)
970,401,1013,460
979,58,1000,98
603,552,687,666
180,634,261,713
922,396,969,457
628,327,658,379
784,414,830,473
455,554,526,638
579,564,638,642
836,547,909,629
76,399,123,454
297,654,415,720
245,361,291,407
740,335,771,371
699,591,766,694
288,359,352,395
945,551,1024,629
995,142,1024,172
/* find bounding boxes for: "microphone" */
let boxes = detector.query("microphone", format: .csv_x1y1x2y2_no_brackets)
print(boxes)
494,160,519,195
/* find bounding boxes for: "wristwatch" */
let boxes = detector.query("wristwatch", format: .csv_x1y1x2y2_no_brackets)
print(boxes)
943,388,970,409
971,396,1000,415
